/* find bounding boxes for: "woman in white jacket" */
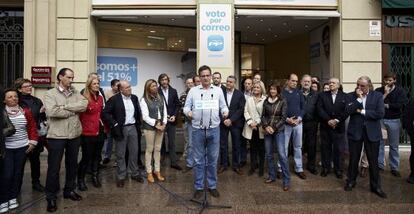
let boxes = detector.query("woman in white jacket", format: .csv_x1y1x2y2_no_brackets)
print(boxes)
242,81,266,177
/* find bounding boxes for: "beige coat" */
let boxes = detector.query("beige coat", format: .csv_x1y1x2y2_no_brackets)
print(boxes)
44,86,88,139
242,95,266,140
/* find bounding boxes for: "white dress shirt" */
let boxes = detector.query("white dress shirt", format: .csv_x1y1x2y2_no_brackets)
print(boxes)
226,89,234,106
122,94,136,125
162,87,169,105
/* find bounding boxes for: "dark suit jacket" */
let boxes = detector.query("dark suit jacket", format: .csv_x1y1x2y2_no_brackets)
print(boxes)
346,91,385,142
317,91,348,133
221,88,246,128
102,93,142,140
159,85,180,125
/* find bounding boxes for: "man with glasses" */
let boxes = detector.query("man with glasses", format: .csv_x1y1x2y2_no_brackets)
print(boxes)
184,65,228,200
345,76,386,198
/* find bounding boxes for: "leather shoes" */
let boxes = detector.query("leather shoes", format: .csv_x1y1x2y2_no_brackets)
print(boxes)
307,168,318,175
344,182,356,191
296,172,307,180
335,171,343,179
171,164,182,171
276,171,282,179
131,175,144,183
116,179,125,188
320,168,329,177
283,186,289,191
360,167,368,178
63,191,82,201
46,199,57,212
208,188,220,198
264,178,275,184
217,166,226,174
182,166,193,173
371,188,387,198
391,170,401,177
233,168,243,175
32,182,45,192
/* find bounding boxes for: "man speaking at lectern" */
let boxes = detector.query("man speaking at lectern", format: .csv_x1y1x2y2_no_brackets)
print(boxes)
183,65,229,200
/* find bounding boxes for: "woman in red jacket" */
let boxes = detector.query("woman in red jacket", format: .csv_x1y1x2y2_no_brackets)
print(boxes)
77,78,105,191
0,89,38,213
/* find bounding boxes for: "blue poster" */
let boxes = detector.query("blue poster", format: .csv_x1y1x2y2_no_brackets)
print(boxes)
97,56,138,87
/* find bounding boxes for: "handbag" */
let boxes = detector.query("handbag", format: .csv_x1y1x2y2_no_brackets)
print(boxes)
2,110,16,137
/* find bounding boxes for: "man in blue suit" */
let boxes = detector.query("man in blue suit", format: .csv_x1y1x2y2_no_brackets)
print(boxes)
345,76,387,198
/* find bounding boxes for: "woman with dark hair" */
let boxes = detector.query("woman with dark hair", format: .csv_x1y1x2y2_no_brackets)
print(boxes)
14,78,47,192
311,82,320,92
261,83,290,191
77,77,105,190
140,79,167,183
0,89,38,213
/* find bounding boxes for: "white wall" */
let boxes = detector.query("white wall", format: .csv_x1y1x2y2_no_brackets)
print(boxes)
98,48,194,98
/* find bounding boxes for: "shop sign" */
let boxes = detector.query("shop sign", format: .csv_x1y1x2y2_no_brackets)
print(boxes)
97,56,138,87
385,15,414,28
199,4,232,67
382,0,414,9
235,0,337,7
31,66,53,87
31,76,51,86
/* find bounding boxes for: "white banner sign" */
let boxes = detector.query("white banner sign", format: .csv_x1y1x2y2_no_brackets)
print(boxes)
199,4,232,68
235,0,337,6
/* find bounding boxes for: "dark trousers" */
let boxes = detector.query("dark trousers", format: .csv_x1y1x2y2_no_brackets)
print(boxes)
78,135,104,180
409,132,414,178
303,121,318,170
161,123,178,165
45,138,80,200
27,138,44,185
320,128,344,172
219,125,242,169
347,127,381,190
240,137,248,163
0,146,27,203
250,129,264,173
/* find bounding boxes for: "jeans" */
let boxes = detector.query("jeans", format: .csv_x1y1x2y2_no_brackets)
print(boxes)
0,146,27,203
192,127,220,190
378,119,401,170
265,132,290,186
182,122,194,167
279,123,303,172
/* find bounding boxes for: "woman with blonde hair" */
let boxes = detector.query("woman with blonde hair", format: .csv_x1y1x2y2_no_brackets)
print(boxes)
140,79,167,183
243,81,266,176
77,77,106,191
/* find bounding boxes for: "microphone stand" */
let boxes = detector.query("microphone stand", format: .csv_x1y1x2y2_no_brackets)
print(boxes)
190,93,232,214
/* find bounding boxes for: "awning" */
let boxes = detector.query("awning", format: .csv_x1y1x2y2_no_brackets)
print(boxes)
91,9,196,17
236,9,340,18
382,0,414,9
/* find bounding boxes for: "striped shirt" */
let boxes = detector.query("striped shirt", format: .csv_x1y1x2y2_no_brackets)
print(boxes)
5,114,29,149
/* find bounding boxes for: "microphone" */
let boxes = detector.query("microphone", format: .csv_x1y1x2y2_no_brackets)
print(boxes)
200,93,204,128
208,94,213,128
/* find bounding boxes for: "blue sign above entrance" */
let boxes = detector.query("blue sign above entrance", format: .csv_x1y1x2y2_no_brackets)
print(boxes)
97,56,138,87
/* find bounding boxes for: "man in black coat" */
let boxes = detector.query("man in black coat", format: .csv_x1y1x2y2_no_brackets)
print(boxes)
218,75,246,175
158,74,182,170
403,96,414,184
103,80,144,187
301,75,319,175
345,76,387,198
317,78,348,178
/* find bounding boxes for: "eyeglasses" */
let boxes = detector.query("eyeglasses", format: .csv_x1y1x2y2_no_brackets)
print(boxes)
200,75,211,78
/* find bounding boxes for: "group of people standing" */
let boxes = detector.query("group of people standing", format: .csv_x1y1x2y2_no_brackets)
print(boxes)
0,65,413,213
